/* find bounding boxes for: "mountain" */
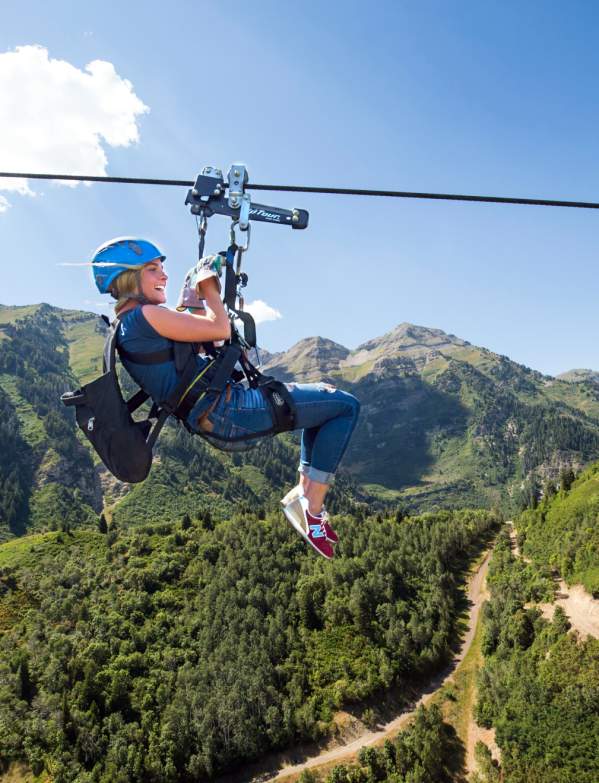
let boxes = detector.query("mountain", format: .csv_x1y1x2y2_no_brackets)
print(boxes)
263,322,599,510
2,305,599,539
557,368,599,384
263,336,350,382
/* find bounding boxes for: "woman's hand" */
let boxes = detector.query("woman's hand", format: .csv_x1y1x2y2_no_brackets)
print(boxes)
176,255,223,310
194,255,223,294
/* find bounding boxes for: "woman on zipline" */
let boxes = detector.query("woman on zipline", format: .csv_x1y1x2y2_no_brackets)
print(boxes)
92,237,360,560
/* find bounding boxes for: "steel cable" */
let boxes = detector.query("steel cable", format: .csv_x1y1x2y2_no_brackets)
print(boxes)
1,170,598,209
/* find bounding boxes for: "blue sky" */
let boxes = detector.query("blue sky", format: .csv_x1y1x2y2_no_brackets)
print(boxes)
1,0,598,375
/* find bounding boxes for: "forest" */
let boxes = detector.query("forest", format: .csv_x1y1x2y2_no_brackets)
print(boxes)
0,507,497,781
307,702,462,783
517,462,599,594
474,530,599,783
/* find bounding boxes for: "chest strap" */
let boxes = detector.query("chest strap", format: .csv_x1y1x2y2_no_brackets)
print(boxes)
117,346,174,365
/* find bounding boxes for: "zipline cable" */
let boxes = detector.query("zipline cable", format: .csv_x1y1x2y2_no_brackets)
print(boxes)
1,170,599,210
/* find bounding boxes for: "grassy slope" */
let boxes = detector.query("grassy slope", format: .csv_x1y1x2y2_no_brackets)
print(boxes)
334,339,599,511
0,303,104,387
0,305,44,325
519,462,599,594
0,374,46,449
64,318,105,386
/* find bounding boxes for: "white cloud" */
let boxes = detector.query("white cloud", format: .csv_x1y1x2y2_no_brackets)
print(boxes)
243,299,282,325
0,195,10,213
0,45,148,208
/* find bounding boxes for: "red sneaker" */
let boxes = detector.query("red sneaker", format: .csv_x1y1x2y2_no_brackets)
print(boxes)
293,497,335,560
319,508,339,544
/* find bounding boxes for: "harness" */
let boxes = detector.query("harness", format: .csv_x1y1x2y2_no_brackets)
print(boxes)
115,304,297,449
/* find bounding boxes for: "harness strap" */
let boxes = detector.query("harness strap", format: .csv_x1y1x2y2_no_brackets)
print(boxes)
205,344,242,394
172,358,217,421
126,388,150,413
260,379,296,432
224,244,238,309
118,346,175,365
111,313,296,448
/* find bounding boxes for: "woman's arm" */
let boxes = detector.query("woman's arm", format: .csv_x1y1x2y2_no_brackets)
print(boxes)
142,278,231,342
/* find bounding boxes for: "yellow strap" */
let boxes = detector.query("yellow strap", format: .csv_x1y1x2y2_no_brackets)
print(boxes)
177,359,216,406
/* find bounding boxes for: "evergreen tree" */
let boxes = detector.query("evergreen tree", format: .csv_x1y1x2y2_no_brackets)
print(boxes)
559,467,575,491
18,657,35,704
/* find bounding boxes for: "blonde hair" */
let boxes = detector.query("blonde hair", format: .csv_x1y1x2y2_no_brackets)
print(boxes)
110,265,146,315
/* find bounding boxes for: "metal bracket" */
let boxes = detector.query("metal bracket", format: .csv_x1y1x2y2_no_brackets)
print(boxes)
185,163,309,229
227,164,248,209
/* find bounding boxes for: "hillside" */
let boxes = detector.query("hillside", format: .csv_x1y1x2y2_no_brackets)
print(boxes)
0,304,348,541
475,529,599,783
557,368,599,384
2,305,599,538
0,507,497,781
518,461,599,594
264,322,599,511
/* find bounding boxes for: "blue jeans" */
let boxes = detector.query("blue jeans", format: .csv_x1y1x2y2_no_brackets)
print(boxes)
202,382,361,484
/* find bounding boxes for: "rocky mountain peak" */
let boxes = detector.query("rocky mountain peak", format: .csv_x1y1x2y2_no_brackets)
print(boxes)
341,322,470,370
557,369,599,383
262,336,350,382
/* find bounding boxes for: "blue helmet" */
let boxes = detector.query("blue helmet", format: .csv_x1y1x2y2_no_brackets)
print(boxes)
92,237,165,294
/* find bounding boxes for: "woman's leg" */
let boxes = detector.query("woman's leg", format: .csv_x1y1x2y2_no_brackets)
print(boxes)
290,382,361,513
203,381,360,514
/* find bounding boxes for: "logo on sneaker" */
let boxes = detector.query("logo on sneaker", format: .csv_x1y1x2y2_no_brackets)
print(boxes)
309,524,326,539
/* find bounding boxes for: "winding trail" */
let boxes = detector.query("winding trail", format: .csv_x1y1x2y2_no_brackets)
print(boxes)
463,570,499,777
274,551,492,781
228,550,493,783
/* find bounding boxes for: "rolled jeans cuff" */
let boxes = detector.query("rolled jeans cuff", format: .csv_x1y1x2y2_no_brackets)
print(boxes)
298,463,333,485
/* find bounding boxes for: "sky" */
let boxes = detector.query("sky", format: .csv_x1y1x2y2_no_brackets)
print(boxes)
1,0,598,376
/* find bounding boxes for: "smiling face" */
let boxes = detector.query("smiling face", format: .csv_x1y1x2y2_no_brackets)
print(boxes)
139,260,168,304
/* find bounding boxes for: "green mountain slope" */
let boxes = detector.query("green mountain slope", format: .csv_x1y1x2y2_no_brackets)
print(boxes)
0,305,100,540
518,461,599,594
2,306,599,537
476,530,599,783
265,323,599,511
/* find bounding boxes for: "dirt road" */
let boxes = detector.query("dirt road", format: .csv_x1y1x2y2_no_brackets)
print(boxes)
462,570,500,777
270,550,493,781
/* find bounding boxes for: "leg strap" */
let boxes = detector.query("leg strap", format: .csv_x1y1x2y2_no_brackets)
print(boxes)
260,380,296,434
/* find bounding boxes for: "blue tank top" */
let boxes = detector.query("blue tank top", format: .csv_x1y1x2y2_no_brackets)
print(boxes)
116,307,216,426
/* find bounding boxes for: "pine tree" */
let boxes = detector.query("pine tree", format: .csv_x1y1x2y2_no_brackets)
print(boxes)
559,467,576,492
18,657,35,703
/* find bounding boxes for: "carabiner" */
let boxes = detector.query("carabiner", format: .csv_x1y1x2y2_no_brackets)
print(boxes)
230,220,251,253
197,212,209,259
